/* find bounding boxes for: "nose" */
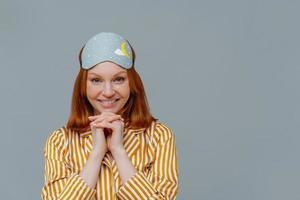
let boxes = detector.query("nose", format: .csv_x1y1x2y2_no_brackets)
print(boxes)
102,82,115,97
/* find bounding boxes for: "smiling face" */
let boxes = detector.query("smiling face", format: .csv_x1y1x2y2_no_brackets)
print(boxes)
86,62,130,115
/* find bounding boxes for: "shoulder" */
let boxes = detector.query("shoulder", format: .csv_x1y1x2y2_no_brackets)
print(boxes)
148,121,176,145
44,127,69,158
45,127,68,146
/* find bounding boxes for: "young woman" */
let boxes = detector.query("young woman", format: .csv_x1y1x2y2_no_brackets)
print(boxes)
41,32,179,199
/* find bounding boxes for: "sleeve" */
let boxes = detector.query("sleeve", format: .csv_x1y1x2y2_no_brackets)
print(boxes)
117,124,179,200
41,128,96,200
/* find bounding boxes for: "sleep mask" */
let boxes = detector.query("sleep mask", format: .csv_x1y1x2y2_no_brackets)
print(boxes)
81,32,133,69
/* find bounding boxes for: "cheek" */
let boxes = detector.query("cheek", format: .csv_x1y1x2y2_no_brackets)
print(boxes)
86,85,98,98
119,84,130,98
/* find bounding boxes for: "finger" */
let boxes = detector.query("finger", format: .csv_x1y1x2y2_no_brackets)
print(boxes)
88,115,108,121
91,121,109,129
88,114,115,121
106,115,122,123
102,122,114,129
90,123,102,131
91,115,122,124
88,112,113,120
91,118,116,128
88,116,96,120
88,112,119,121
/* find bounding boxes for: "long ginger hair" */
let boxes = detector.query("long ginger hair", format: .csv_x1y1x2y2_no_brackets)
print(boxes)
66,45,156,133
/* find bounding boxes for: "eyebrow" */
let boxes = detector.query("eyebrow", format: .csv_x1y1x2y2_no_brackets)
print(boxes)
88,71,127,77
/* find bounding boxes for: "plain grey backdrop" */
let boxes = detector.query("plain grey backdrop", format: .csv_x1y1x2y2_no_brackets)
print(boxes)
1,0,299,199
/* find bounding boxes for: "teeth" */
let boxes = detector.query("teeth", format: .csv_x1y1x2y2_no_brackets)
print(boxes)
99,99,116,106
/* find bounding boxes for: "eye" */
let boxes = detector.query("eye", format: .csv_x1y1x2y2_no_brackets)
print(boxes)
113,76,125,84
90,78,102,84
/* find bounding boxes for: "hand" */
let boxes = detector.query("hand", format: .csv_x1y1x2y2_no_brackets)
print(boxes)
90,125,107,155
89,112,120,154
88,112,125,154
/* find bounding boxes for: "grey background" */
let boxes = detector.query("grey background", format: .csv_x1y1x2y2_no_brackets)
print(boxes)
0,0,299,199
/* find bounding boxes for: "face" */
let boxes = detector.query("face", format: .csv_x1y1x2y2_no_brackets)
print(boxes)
86,62,130,115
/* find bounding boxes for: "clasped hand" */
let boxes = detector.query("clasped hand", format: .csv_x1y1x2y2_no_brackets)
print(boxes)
88,111,125,155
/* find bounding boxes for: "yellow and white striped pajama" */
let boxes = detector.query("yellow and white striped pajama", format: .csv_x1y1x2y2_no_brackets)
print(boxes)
41,121,179,199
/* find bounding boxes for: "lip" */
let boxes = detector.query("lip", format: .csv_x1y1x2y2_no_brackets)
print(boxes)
98,99,119,101
97,99,119,108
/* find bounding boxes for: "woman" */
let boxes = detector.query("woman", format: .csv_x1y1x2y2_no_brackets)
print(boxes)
41,32,179,199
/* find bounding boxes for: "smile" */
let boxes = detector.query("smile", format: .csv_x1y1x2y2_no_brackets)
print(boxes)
98,99,119,108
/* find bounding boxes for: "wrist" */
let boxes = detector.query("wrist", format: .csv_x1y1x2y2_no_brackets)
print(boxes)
91,148,106,160
110,146,126,158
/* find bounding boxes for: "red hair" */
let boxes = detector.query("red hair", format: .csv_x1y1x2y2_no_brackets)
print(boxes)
66,46,156,133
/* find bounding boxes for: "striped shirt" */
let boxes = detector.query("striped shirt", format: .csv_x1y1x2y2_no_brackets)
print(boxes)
41,121,179,199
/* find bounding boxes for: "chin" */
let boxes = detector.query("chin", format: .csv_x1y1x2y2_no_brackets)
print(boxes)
97,107,121,114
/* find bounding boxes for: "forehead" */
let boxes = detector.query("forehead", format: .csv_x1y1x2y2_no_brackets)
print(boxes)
87,61,127,76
